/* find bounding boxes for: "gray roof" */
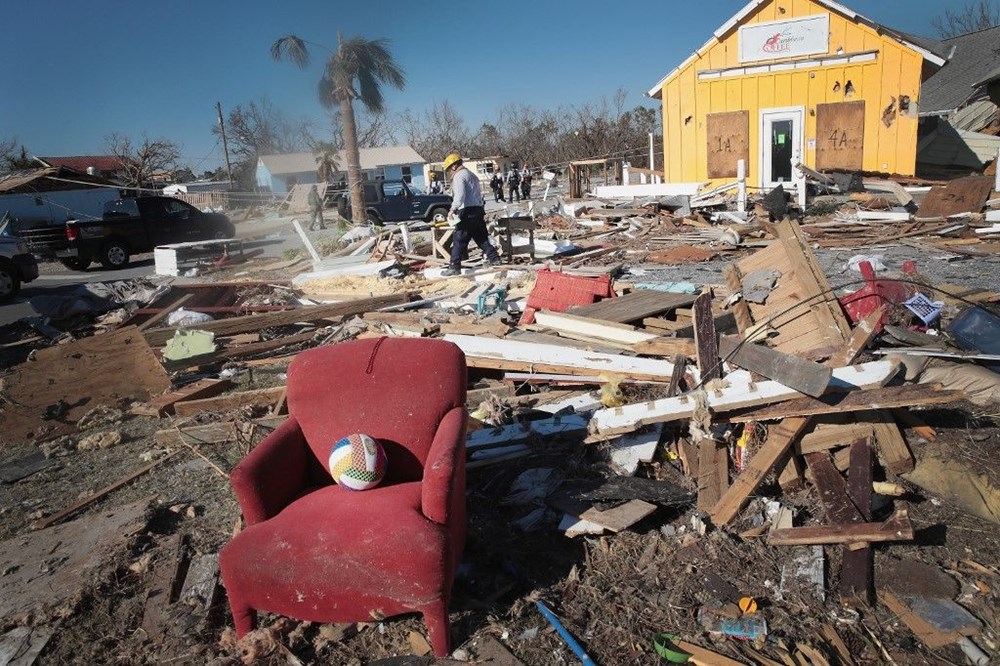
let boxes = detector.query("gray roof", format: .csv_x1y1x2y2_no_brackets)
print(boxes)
259,145,426,176
920,24,1000,115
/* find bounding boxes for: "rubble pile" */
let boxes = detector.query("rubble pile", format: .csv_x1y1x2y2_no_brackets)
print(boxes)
2,175,1000,665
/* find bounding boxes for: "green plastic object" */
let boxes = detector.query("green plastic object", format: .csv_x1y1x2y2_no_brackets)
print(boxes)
652,633,691,663
476,286,508,317
162,329,217,362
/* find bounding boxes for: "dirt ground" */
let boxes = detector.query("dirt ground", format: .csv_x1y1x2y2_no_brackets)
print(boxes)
3,205,1000,664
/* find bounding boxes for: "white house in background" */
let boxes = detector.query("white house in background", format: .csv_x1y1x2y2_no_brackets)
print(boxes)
256,145,428,194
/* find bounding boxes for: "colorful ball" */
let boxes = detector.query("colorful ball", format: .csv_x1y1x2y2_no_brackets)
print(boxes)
328,433,387,491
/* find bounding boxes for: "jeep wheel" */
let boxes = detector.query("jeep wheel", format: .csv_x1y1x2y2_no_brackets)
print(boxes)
60,257,91,271
100,241,130,269
427,206,449,223
0,262,21,301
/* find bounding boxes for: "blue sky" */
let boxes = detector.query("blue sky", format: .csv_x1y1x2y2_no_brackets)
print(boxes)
4,0,951,173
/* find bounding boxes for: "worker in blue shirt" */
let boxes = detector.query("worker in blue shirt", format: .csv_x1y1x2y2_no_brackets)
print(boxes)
441,152,502,276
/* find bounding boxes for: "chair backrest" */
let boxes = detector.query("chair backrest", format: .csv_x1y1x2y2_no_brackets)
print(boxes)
287,337,467,484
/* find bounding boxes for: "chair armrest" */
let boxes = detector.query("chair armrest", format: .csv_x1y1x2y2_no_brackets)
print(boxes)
231,415,310,526
421,406,468,525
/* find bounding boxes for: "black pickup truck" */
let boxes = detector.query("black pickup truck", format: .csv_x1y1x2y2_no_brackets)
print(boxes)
21,196,235,270
337,180,452,224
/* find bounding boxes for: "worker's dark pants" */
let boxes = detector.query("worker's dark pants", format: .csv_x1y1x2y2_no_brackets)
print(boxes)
509,184,520,202
493,185,504,202
450,206,499,269
309,209,325,229
521,182,530,199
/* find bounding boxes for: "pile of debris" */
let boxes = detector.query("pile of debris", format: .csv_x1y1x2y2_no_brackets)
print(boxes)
2,173,1000,664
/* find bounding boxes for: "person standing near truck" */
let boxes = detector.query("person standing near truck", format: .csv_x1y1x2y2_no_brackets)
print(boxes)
441,153,502,276
307,185,326,230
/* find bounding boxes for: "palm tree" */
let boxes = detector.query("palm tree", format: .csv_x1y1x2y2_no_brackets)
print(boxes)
271,34,405,225
313,141,339,183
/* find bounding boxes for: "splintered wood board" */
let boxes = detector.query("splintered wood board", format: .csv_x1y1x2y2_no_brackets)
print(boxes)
706,110,750,179
132,378,234,417
816,101,865,170
443,334,680,382
0,326,171,446
568,290,697,324
736,220,852,360
917,176,994,218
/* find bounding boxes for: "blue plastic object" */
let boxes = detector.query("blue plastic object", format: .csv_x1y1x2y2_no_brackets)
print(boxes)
535,600,597,665
948,306,1000,372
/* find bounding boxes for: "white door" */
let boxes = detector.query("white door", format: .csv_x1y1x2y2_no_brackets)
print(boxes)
760,107,804,189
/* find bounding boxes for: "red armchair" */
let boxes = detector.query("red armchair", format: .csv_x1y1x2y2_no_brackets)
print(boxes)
219,337,468,656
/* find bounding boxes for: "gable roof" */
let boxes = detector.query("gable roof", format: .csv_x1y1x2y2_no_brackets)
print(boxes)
0,166,115,194
34,155,125,172
259,145,427,176
919,24,1000,115
647,0,948,98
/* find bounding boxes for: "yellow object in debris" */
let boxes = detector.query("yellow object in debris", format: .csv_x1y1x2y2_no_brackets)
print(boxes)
739,596,758,614
736,427,750,448
599,374,626,407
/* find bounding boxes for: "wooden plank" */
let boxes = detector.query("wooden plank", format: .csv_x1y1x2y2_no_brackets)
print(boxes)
131,379,234,418
568,290,697,324
141,533,184,642
878,591,972,648
768,509,913,546
819,624,857,666
719,335,832,398
173,386,286,417
178,553,219,611
153,415,287,447
797,421,874,454
706,110,750,179
578,499,657,533
445,334,680,382
667,354,687,397
0,626,54,666
841,437,874,604
866,409,915,474
533,310,656,345
815,101,865,170
693,292,722,382
726,385,960,423
630,337,697,357
674,638,748,666
777,454,805,492
697,439,729,511
590,360,900,437
804,452,862,525
723,264,754,333
144,292,413,346
917,176,994,218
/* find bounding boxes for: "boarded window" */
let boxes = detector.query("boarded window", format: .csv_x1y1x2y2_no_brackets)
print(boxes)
815,101,865,170
706,111,749,179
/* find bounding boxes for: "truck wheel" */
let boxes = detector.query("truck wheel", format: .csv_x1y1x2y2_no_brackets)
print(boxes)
61,257,91,271
427,206,449,223
100,241,130,269
365,210,383,226
0,261,21,301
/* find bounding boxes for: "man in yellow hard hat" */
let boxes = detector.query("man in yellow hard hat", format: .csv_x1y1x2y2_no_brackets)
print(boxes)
441,153,502,276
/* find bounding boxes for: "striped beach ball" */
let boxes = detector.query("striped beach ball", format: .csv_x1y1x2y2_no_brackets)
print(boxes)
328,433,387,491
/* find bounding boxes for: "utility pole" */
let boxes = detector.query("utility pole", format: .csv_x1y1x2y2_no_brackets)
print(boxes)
215,102,234,187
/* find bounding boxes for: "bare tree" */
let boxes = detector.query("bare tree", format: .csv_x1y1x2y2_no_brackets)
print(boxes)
932,0,1000,38
105,133,180,188
324,108,398,149
1,139,35,173
398,100,471,162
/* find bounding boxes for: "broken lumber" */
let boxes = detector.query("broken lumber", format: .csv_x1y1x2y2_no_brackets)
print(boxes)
173,386,286,417
143,292,414,346
725,384,961,422
768,509,914,546
841,438,874,603
131,379,234,418
719,335,832,398
693,292,722,382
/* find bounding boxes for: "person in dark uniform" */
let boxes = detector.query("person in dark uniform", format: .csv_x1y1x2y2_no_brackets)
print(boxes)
440,153,502,276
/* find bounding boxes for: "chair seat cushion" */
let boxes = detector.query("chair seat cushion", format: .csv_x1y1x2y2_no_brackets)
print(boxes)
221,481,449,621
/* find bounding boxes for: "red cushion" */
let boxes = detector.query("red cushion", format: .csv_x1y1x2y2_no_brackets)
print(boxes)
221,481,449,620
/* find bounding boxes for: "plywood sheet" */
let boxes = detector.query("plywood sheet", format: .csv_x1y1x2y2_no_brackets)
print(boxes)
917,176,994,218
0,327,171,446
816,101,865,170
568,289,696,323
707,110,750,179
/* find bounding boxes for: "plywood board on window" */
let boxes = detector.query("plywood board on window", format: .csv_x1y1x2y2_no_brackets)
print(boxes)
706,110,749,179
816,101,865,170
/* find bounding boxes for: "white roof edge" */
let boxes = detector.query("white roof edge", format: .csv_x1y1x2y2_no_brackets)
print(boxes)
647,0,943,98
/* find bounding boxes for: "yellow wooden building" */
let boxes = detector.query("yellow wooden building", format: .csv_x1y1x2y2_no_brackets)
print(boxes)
648,0,947,188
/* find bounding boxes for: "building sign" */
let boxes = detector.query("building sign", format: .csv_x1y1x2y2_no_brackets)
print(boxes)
739,14,830,63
